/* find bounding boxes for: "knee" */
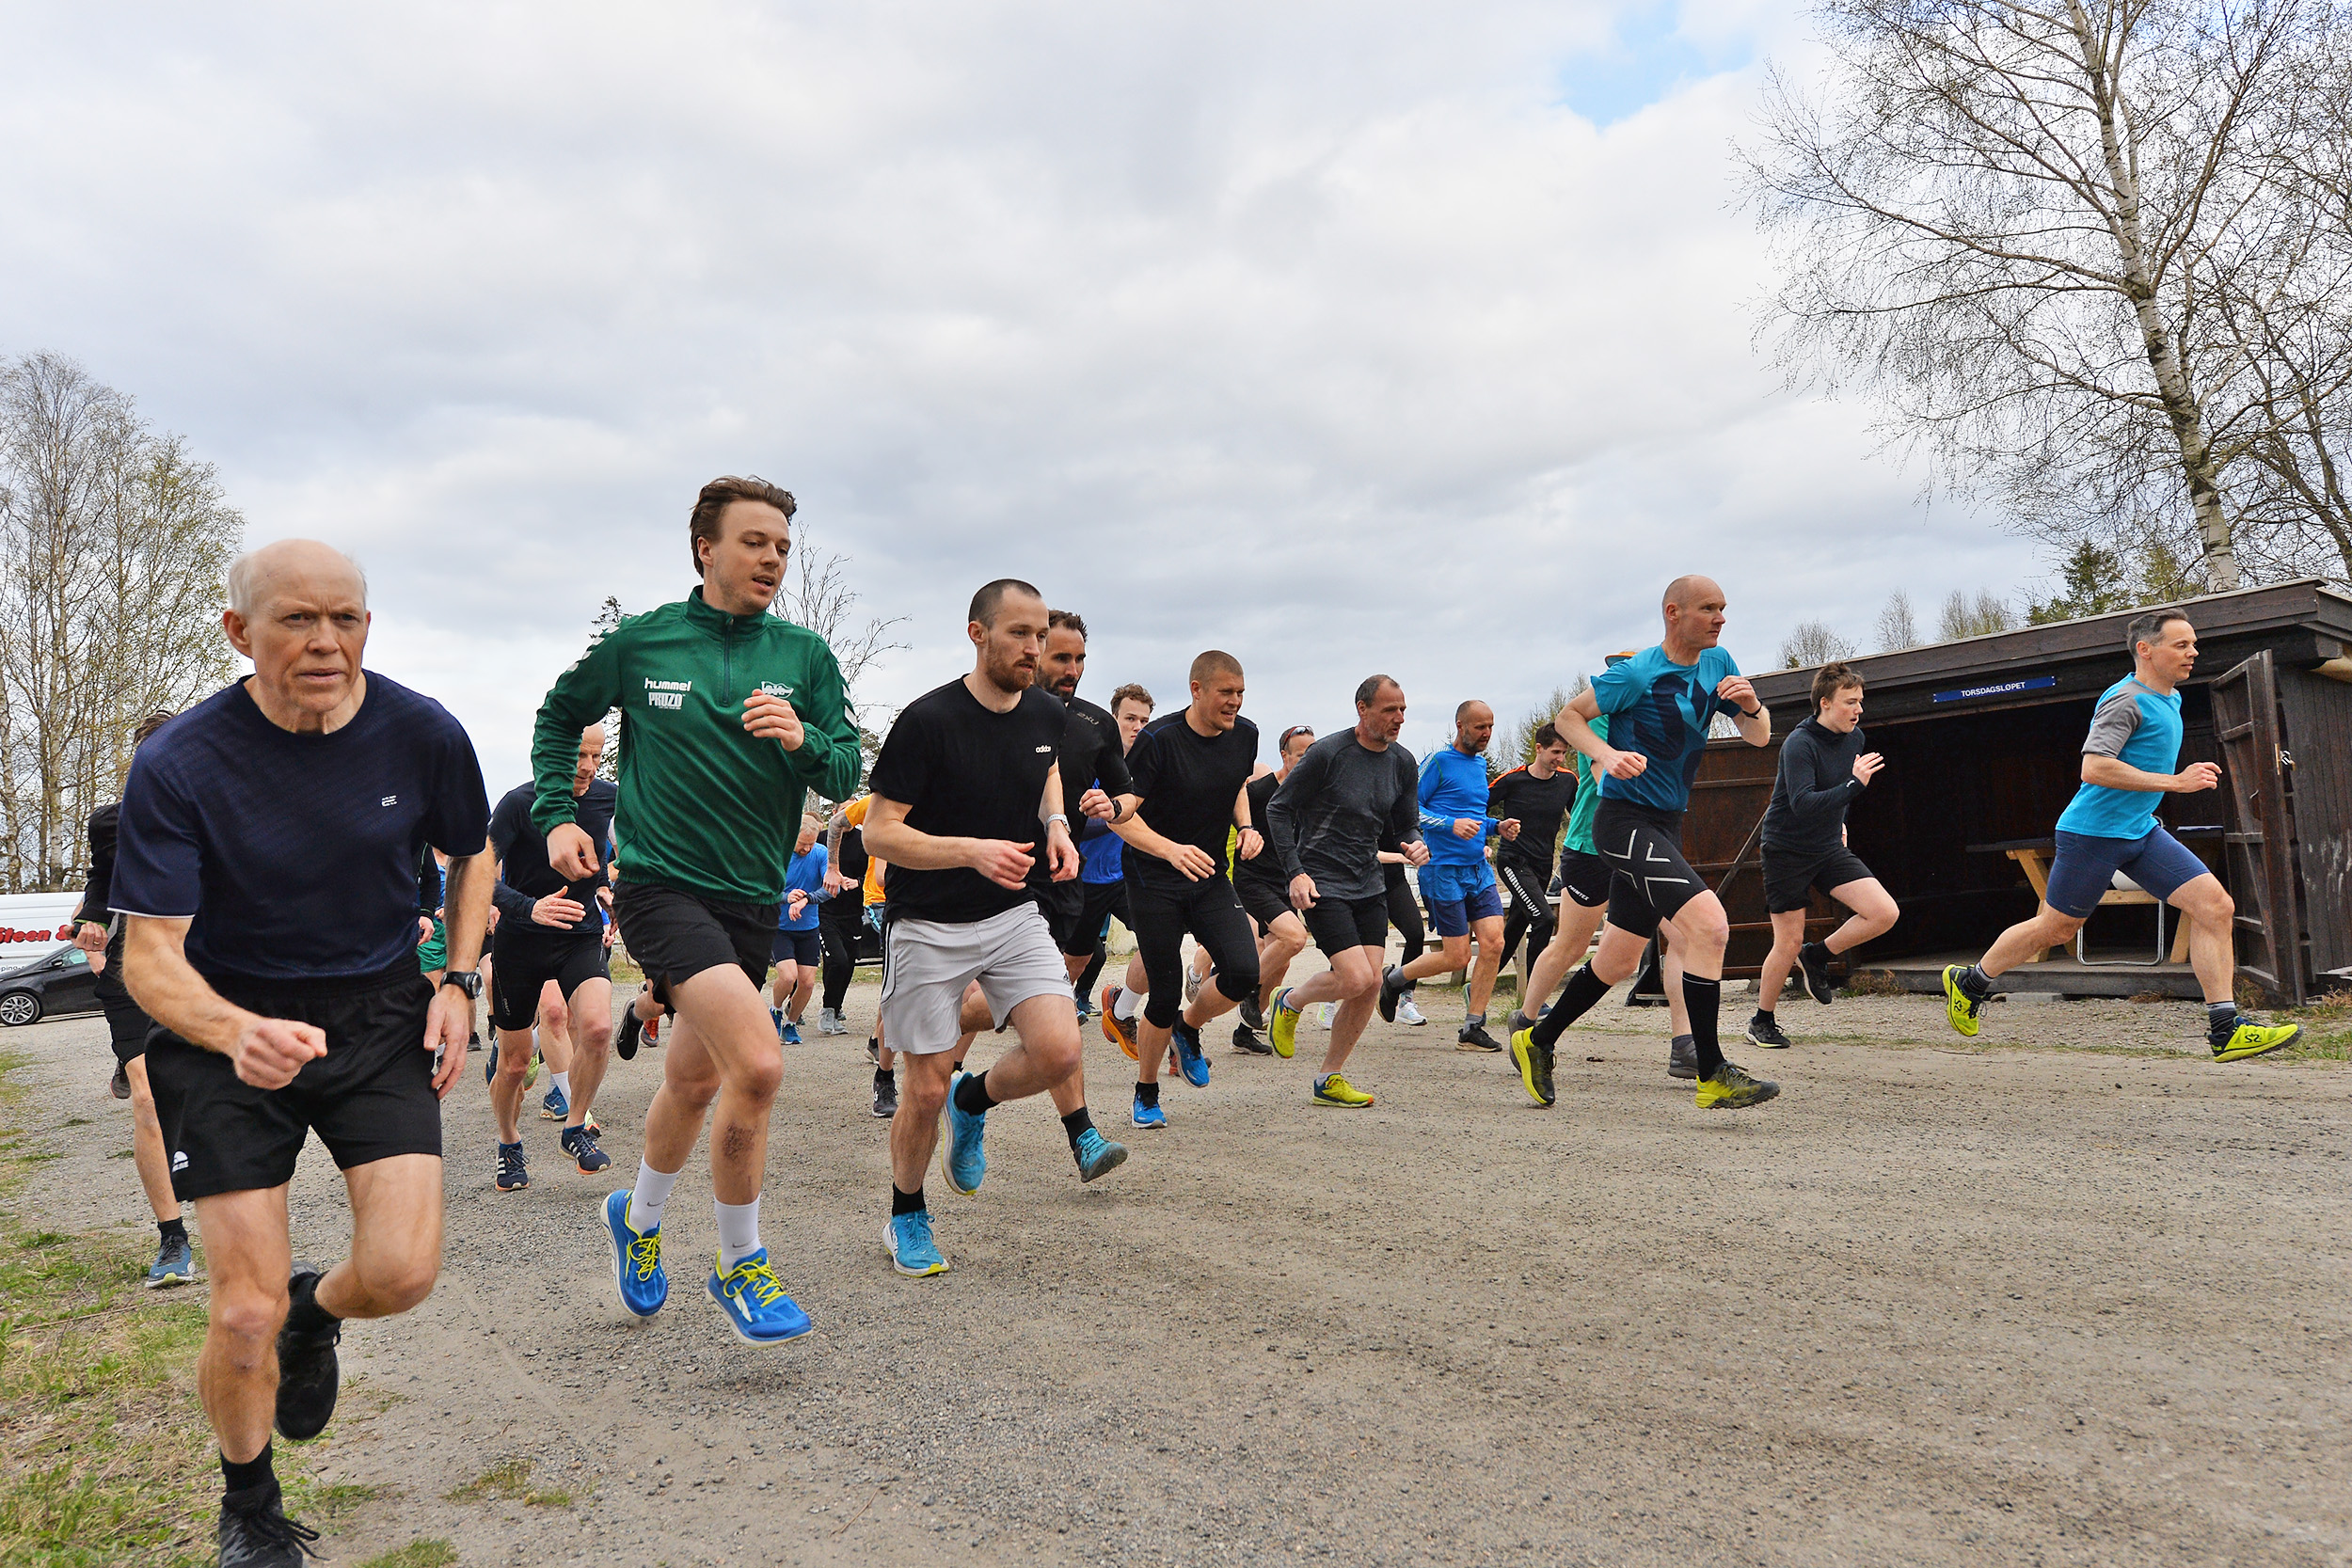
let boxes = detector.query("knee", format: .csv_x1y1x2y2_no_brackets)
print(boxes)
902,1068,949,1115
1215,962,1261,1004
732,1053,784,1104
492,1048,531,1085
1682,907,1730,950
1030,1028,1083,1080
354,1254,438,1315
2195,886,2235,923
1336,966,1379,1000
576,1015,612,1052
212,1287,289,1354
665,1065,723,1112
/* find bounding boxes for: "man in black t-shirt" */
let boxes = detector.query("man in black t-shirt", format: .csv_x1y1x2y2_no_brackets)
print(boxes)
485,724,619,1187
113,541,493,1567
1486,725,1578,973
861,579,1089,1279
1111,651,1262,1126
1233,723,1316,1049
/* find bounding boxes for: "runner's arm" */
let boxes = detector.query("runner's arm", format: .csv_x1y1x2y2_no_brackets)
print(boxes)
121,915,327,1088
1264,743,1331,882
1781,727,1864,821
860,795,1034,886
785,642,866,805
531,627,625,838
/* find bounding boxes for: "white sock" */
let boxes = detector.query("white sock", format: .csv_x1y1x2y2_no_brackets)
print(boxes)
715,1198,762,1272
628,1161,680,1233
549,1070,571,1100
1113,987,1142,1022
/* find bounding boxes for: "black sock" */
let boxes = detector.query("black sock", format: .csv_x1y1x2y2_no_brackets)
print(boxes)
221,1444,277,1506
1531,964,1612,1048
874,1066,893,1086
159,1216,186,1244
952,1069,997,1117
1684,974,1724,1078
2207,1001,2240,1041
282,1275,338,1339
1751,1007,1772,1024
891,1184,925,1217
1134,1080,1160,1108
1059,1108,1094,1150
1959,963,1995,1000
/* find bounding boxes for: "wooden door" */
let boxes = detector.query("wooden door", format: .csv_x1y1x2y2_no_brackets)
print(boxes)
2211,651,2305,1004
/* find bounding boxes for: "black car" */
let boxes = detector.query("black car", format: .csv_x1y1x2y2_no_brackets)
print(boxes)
0,942,101,1027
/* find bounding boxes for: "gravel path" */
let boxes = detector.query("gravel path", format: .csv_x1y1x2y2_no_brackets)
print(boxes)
14,979,2350,1566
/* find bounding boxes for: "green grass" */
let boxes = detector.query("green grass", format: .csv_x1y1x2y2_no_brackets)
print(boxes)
443,1454,569,1509
356,1543,457,1568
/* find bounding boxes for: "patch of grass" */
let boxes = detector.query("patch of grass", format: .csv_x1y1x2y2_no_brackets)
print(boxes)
60,1117,90,1128
444,1455,532,1503
284,1476,389,1523
357,1543,458,1568
1840,968,1907,997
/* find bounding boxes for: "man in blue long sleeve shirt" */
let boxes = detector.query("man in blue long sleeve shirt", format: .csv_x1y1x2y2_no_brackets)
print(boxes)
1376,700,1519,1051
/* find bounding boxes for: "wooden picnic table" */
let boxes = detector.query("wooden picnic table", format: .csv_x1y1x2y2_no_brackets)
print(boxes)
1967,834,2213,964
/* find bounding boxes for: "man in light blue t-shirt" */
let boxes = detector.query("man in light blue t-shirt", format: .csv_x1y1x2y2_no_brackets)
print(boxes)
1942,609,2299,1061
1375,699,1518,1052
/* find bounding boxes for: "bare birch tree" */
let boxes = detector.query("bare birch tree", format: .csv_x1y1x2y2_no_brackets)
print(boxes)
1875,590,1921,650
0,352,240,891
1743,0,2350,590
1778,620,1858,668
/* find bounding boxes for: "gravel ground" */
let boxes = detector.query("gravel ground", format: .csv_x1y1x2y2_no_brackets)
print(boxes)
12,975,2351,1567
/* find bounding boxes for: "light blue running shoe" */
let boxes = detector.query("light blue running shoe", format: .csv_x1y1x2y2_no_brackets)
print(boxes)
539,1084,567,1121
941,1070,988,1196
604,1189,667,1318
781,1021,803,1045
1170,1022,1211,1088
1073,1128,1129,1182
885,1212,949,1276
146,1231,197,1289
706,1249,813,1344
770,1006,785,1040
1130,1091,1168,1130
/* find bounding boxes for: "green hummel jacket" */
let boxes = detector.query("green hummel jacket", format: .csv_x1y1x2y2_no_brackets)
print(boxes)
531,589,863,904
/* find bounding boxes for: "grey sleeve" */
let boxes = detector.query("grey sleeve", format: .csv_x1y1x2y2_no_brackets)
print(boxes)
1389,751,1424,846
2080,692,2143,760
1267,747,1328,881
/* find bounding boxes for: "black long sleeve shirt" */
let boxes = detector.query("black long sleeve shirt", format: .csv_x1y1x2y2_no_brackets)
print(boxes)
1761,717,1868,856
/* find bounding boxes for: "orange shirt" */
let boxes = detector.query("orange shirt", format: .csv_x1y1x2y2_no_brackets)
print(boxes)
840,796,888,906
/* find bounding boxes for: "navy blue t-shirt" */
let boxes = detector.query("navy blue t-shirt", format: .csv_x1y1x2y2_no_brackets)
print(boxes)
488,779,616,936
112,673,491,984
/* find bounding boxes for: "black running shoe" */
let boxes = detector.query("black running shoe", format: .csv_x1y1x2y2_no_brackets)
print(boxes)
866,1037,882,1066
1231,1022,1273,1055
1238,994,1265,1032
218,1491,320,1566
1455,1022,1503,1053
109,1064,131,1101
1666,1035,1698,1081
561,1125,612,1174
1796,942,1836,1006
615,1006,644,1062
871,1071,898,1120
1376,964,1407,1024
1744,1012,1792,1049
274,1266,341,1443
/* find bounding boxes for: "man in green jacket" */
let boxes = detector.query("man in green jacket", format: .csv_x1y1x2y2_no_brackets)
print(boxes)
532,475,861,1347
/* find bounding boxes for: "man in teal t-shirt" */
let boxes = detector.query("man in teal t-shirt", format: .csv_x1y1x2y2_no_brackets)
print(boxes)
1941,609,2300,1062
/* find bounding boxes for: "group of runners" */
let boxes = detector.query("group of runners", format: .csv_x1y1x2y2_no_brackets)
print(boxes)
76,477,2302,1565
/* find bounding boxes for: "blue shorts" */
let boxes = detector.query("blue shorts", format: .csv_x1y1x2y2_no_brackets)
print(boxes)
2044,827,2208,919
1420,862,1503,938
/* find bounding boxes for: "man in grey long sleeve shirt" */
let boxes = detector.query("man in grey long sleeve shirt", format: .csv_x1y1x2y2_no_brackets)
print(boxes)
1262,674,1428,1106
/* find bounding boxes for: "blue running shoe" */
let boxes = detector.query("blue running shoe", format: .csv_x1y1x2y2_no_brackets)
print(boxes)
781,1022,803,1045
706,1249,813,1344
941,1070,988,1196
495,1141,529,1192
483,1037,498,1086
885,1212,948,1276
603,1189,667,1318
770,1006,785,1040
1130,1091,1168,1130
1170,1022,1211,1088
146,1231,197,1289
1073,1127,1129,1181
539,1085,567,1121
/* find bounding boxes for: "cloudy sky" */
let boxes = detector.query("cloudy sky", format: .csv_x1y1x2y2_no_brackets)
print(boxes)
2,2,2041,788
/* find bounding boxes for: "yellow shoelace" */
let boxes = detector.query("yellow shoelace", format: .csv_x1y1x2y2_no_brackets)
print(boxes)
628,1235,660,1281
725,1258,788,1307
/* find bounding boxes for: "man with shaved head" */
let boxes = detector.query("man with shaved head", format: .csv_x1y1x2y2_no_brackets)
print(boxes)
1510,575,1784,1113
1376,698,1517,1051
114,539,494,1565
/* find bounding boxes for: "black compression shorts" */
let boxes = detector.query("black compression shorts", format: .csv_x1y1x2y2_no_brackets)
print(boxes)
1041,879,1090,958
1556,848,1612,910
1303,892,1391,959
612,881,775,1003
1078,880,1131,950
145,961,439,1202
1125,872,1260,1029
1235,874,1294,930
1762,847,1876,915
1593,800,1708,932
488,934,610,1033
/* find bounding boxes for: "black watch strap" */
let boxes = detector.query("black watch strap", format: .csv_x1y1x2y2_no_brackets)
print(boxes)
440,969,481,998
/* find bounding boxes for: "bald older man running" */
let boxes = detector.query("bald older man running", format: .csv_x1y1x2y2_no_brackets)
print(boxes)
114,541,494,1567
1509,576,1783,1112
1377,699,1516,1052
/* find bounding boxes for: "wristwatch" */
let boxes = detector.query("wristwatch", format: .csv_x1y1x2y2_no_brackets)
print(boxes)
1045,813,1070,829
440,969,482,999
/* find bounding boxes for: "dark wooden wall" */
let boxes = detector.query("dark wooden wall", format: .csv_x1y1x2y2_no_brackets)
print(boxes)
2277,667,2352,977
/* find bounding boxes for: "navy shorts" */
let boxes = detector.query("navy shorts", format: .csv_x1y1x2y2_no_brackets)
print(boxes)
770,928,821,971
2044,827,2208,918
1421,863,1505,938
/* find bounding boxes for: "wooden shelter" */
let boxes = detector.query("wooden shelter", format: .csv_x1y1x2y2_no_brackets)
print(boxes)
1683,579,2352,1003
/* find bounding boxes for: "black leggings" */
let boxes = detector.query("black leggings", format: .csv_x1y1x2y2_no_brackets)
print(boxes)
1127,873,1262,1030
1384,863,1425,965
1496,863,1554,967
818,895,863,1010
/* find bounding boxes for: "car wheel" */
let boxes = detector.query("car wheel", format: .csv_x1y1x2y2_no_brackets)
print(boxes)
0,991,40,1027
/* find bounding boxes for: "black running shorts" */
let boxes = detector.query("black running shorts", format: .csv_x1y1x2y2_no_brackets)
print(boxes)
1079,879,1132,951
1125,871,1262,1029
612,881,775,1002
1235,873,1294,931
1302,892,1391,959
1593,800,1708,932
1556,848,1612,910
1040,878,1090,958
487,933,611,1033
103,994,154,1066
1762,847,1876,915
145,960,440,1202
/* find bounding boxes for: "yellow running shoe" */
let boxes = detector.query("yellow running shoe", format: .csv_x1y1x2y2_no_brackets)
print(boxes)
2213,1019,2301,1061
1694,1060,1781,1110
1509,1028,1554,1108
1312,1071,1374,1107
1941,965,1986,1038
1267,988,1298,1060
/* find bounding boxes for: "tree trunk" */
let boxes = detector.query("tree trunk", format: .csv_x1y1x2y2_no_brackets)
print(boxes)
2073,0,2241,589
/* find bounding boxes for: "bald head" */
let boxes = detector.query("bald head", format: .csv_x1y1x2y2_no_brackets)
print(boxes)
1662,575,1720,618
228,540,369,620
1660,575,1729,655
